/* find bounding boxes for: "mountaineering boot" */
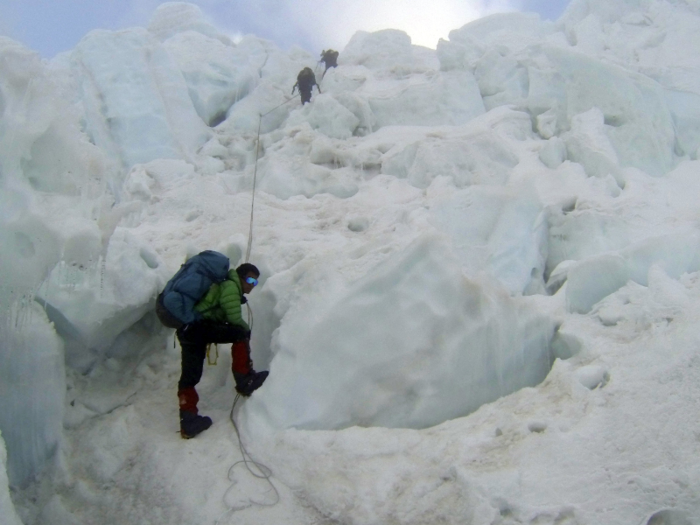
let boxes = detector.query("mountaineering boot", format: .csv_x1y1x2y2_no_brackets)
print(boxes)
179,410,212,439
234,370,269,397
177,386,211,438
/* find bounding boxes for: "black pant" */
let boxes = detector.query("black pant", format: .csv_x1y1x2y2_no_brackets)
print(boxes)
177,321,248,390
300,89,312,104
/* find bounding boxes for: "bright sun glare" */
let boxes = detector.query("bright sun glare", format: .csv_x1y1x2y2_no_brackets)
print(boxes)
353,0,485,48
293,0,495,50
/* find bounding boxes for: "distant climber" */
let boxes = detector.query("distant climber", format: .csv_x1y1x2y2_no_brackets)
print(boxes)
292,67,321,105
320,49,339,77
156,254,268,439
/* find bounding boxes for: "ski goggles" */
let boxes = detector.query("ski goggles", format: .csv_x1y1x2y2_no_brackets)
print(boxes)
245,276,258,287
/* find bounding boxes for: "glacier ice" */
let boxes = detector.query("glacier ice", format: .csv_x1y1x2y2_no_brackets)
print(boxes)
2,2,700,523
69,28,211,170
242,235,555,431
0,303,65,488
0,431,23,525
163,31,259,127
430,184,548,295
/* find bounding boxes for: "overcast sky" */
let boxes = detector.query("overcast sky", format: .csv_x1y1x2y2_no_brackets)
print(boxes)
0,0,572,58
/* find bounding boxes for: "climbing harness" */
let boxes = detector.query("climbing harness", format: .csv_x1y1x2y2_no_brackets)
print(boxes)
206,343,218,366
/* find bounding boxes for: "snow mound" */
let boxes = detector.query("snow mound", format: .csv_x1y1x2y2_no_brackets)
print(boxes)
148,2,230,44
243,234,555,431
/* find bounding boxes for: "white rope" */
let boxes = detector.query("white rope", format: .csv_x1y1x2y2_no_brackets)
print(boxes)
244,115,262,264
244,97,296,264
214,295,280,523
214,394,280,524
223,94,299,522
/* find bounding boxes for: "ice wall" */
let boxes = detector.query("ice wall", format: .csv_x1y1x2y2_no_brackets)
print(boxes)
163,32,259,126
67,28,212,171
0,432,23,525
0,304,65,488
0,26,172,490
244,235,555,431
149,3,261,127
545,157,700,313
0,37,105,489
559,0,700,158
439,8,678,177
35,228,167,372
0,38,104,201
0,16,244,493
430,184,548,296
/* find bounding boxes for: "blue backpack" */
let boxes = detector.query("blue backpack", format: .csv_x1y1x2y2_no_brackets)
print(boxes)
156,250,230,328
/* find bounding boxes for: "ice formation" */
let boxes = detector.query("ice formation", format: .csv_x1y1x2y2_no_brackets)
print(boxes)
246,234,554,431
2,0,700,523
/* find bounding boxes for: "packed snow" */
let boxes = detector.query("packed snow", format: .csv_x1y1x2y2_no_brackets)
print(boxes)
2,0,700,523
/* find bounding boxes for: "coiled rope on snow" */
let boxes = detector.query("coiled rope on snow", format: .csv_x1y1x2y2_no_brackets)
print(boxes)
214,394,280,524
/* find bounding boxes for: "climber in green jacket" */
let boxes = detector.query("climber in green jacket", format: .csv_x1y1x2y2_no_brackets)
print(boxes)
194,268,251,327
177,263,268,439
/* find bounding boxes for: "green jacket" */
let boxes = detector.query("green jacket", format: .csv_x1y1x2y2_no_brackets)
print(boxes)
194,270,249,331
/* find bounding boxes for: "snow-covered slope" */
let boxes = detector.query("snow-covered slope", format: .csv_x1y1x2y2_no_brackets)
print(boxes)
2,0,700,523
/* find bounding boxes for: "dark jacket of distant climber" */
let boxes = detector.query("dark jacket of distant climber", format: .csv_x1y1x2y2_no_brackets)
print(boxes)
292,67,321,104
320,49,339,76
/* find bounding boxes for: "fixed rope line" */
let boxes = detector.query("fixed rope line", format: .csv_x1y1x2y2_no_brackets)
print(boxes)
216,252,277,521
244,96,296,264
262,96,296,117
231,93,298,518
244,114,262,264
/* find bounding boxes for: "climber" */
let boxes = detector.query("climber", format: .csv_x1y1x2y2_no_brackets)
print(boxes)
165,260,268,439
292,67,321,104
320,49,339,77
